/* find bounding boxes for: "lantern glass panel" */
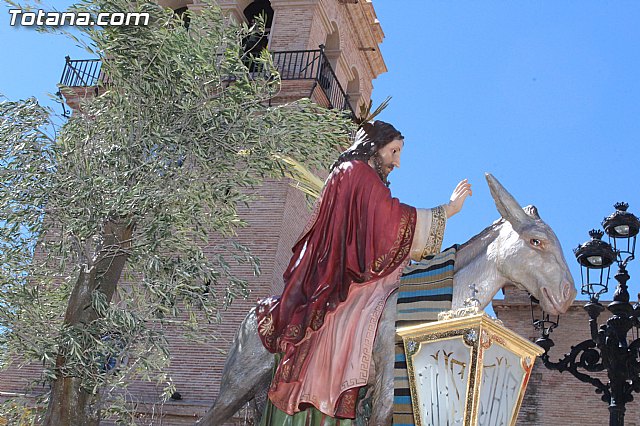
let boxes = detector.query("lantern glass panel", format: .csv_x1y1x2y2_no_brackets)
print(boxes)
614,224,630,236
412,336,472,425
586,255,603,266
580,264,610,301
400,313,543,426
478,343,528,425
609,234,636,264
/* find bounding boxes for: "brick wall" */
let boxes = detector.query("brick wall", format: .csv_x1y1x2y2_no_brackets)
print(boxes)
119,179,310,424
269,3,315,51
494,285,640,426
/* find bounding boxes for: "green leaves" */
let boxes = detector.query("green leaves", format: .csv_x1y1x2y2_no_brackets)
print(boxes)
1,0,352,422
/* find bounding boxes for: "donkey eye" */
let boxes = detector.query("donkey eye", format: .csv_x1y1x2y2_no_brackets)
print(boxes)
530,238,541,247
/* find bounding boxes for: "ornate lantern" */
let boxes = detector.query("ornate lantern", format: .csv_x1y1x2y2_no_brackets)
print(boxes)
573,229,616,301
602,202,639,264
530,295,559,353
397,305,542,426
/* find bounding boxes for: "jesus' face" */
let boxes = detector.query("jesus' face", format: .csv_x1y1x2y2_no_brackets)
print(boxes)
370,138,403,182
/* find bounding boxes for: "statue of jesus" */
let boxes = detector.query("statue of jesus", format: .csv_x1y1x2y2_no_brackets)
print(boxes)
256,120,472,424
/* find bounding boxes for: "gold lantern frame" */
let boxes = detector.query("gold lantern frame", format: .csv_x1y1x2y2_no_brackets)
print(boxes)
397,310,543,426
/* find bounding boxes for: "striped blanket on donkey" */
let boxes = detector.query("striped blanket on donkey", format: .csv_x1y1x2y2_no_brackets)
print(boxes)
393,245,457,426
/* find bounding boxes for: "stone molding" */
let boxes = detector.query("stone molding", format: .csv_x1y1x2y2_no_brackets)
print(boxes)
341,1,386,79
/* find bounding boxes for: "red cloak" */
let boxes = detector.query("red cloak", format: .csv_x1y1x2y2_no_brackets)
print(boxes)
256,160,416,416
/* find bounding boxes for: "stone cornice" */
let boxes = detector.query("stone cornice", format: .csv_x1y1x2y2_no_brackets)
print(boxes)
342,1,387,78
316,0,335,47
270,0,319,7
362,0,384,44
157,0,194,10
493,299,603,313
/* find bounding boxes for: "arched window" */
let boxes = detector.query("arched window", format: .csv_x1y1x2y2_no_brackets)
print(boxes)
173,6,191,29
346,67,361,112
324,23,340,72
243,0,274,29
242,0,274,66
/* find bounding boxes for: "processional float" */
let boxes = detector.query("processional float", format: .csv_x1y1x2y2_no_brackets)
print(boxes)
397,295,543,426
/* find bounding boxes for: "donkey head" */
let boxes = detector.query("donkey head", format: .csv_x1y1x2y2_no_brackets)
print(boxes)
486,173,576,314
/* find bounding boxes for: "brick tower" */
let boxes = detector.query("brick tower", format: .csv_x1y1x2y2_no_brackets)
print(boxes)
0,1,388,425
150,1,387,424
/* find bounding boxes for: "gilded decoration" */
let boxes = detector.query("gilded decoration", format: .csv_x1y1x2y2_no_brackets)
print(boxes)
480,329,491,350
284,323,302,339
422,205,447,258
373,208,416,274
397,312,543,426
439,305,481,321
463,329,478,346
407,339,418,355
280,363,292,382
339,392,356,412
259,313,274,337
310,309,325,330
291,339,311,380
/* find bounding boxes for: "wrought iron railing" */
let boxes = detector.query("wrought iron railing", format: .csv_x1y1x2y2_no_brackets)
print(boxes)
59,56,105,87
314,49,353,113
59,48,353,114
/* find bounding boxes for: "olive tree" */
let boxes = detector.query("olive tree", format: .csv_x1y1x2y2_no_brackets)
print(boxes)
0,0,353,424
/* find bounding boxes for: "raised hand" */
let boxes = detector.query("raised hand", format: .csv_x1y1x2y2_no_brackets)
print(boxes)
444,178,472,218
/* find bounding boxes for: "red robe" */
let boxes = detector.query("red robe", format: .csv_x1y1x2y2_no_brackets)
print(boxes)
256,160,416,418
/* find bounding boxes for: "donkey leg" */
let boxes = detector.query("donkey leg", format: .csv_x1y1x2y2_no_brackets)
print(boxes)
369,291,398,426
198,308,275,425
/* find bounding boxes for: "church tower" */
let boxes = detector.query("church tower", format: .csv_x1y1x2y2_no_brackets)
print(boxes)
194,0,386,112
0,1,388,424
61,0,387,116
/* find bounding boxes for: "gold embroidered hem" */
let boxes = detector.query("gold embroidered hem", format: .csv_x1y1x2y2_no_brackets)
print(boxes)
422,205,447,258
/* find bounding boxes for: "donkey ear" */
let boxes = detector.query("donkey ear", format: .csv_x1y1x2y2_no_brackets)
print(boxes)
485,173,534,232
524,205,541,220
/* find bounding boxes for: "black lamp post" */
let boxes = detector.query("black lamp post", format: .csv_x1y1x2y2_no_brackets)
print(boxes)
533,202,640,426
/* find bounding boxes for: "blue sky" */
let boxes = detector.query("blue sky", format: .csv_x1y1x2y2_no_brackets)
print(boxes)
372,1,640,303
1,1,639,307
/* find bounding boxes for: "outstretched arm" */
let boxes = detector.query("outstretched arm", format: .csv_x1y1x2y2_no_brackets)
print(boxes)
409,179,472,261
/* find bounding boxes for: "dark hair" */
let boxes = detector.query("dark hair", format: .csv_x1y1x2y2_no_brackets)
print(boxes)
330,120,403,171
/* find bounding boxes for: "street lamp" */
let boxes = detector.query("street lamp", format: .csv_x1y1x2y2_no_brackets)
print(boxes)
533,202,640,426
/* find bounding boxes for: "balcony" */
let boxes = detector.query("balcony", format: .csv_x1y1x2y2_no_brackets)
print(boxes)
59,48,354,115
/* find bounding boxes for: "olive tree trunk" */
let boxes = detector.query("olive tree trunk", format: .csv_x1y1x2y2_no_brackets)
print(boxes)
44,220,134,426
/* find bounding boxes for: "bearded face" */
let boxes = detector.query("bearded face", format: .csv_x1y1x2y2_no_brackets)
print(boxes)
371,153,391,184
369,138,403,185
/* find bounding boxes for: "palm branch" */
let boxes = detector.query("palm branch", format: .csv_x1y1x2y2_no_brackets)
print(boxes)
274,154,324,200
355,96,391,126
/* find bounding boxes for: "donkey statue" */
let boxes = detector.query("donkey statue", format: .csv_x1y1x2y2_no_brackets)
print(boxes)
198,173,577,425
